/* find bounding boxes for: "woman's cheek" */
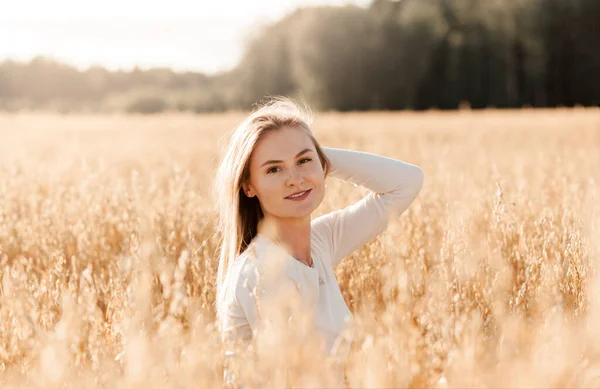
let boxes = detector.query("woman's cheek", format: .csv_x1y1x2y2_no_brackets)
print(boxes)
310,167,325,187
263,176,282,198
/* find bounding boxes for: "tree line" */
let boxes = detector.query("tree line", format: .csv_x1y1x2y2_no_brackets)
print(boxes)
0,0,598,113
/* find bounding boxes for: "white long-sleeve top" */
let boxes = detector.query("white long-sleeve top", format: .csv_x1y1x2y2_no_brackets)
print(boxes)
220,147,424,387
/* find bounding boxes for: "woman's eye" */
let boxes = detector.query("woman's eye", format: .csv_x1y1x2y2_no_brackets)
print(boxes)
266,159,310,174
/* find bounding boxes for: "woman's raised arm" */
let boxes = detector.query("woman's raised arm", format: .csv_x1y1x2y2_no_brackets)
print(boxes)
312,147,424,268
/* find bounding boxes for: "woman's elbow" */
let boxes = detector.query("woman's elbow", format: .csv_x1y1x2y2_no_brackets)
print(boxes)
410,166,425,196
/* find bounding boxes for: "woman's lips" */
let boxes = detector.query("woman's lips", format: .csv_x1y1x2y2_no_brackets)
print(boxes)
285,189,312,201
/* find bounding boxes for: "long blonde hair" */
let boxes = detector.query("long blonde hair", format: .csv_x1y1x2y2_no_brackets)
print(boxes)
212,96,331,324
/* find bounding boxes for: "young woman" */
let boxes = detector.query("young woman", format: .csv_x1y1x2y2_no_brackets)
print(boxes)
213,97,424,387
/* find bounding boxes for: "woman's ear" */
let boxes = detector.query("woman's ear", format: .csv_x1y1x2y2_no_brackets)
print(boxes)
241,182,254,198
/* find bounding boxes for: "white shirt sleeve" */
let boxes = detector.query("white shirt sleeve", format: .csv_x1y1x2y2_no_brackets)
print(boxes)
312,147,424,268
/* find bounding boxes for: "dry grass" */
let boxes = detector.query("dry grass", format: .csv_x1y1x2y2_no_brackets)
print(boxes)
0,108,598,388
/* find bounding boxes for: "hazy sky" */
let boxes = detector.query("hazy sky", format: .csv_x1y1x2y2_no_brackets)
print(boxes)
0,0,370,74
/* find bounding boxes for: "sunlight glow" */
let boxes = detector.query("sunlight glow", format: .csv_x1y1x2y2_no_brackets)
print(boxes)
0,0,370,73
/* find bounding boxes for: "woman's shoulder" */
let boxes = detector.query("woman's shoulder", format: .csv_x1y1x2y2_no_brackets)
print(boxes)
227,247,276,307
229,237,271,288
233,235,299,291
220,249,258,308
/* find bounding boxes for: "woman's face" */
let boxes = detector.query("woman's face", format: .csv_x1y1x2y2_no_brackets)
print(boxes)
243,126,325,221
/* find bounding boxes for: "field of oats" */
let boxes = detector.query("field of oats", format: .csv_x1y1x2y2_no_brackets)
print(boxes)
0,108,598,388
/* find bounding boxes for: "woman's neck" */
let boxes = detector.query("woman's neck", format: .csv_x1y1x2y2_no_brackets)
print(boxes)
257,216,312,265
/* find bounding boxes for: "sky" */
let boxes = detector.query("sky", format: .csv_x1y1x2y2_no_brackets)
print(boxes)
0,0,370,74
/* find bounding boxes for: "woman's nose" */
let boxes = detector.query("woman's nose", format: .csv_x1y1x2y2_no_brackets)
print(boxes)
286,168,304,186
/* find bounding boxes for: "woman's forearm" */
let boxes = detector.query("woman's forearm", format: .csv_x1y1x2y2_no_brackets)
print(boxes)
322,147,424,196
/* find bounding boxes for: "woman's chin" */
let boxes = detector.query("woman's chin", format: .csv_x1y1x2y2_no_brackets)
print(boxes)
293,203,321,218
278,203,319,219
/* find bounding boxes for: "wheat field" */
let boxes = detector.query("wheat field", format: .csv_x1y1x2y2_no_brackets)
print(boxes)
0,108,598,388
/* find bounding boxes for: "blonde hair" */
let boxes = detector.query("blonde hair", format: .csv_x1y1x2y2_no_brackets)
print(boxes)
212,96,331,325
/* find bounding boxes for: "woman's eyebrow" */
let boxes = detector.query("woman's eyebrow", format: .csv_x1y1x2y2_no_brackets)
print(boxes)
260,148,314,168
